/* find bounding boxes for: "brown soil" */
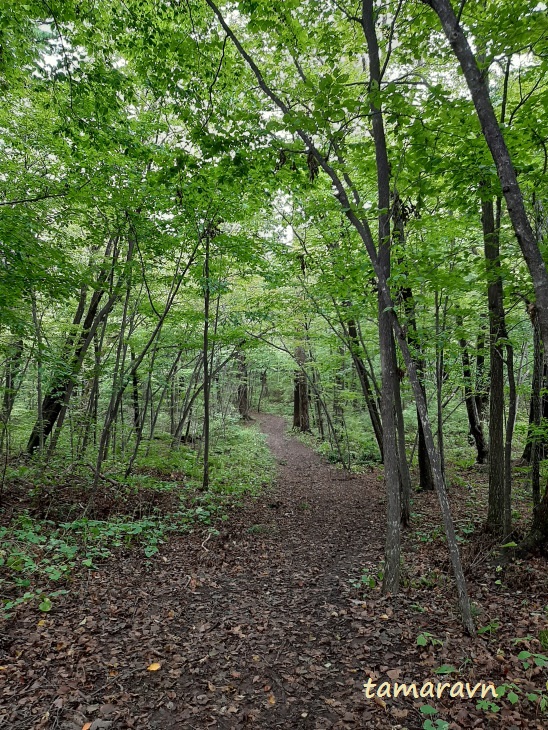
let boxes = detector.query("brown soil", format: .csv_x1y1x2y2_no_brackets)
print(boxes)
1,414,547,729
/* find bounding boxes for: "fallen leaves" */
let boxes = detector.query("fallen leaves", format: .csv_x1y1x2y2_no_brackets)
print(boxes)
1,415,548,730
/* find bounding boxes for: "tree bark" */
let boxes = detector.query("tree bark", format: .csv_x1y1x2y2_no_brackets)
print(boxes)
202,231,211,491
347,318,383,459
475,316,488,422
456,313,488,463
522,307,548,465
293,345,310,432
130,348,141,434
236,349,251,420
362,0,402,590
483,198,511,537
393,195,433,491
424,0,548,359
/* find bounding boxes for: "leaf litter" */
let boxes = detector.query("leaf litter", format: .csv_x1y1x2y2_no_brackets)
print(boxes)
1,414,547,729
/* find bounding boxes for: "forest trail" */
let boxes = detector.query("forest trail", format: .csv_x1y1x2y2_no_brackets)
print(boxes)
2,414,396,730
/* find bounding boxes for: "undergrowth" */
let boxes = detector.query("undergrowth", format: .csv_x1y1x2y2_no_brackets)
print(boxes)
0,422,275,618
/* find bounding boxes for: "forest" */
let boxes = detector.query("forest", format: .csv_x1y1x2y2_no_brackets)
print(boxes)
1,0,548,728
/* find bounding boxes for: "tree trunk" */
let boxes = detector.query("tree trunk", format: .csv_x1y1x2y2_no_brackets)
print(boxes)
257,369,267,413
425,0,548,360
236,350,251,420
310,365,325,439
483,198,511,537
202,231,211,491
393,195,433,491
434,290,447,478
293,345,310,432
130,348,141,434
346,318,383,459
456,313,488,463
475,316,488,422
333,347,345,429
2,339,23,425
361,0,401,592
522,306,548,465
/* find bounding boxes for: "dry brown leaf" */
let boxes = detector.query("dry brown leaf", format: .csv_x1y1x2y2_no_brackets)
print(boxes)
374,696,387,710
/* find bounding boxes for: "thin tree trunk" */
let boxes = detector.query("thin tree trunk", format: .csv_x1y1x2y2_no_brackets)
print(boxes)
504,339,516,538
522,306,548,465
257,369,267,413
475,316,488,422
293,345,310,432
361,0,401,592
346,318,383,459
393,193,433,491
31,293,45,453
2,339,23,424
310,366,325,439
483,198,511,536
424,0,548,358
456,313,488,463
434,291,446,478
236,349,251,420
202,231,211,491
130,348,141,434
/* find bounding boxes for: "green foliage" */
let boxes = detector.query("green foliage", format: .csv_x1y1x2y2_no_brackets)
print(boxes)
517,650,548,670
423,721,449,730
0,423,275,618
478,619,500,636
416,631,443,648
350,565,384,592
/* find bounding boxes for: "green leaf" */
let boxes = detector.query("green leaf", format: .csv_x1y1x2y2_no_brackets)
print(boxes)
433,664,458,675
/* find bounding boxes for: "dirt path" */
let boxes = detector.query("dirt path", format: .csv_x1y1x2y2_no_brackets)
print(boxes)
2,414,392,730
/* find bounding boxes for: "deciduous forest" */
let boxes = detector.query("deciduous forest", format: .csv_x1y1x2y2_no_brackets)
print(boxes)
1,0,548,728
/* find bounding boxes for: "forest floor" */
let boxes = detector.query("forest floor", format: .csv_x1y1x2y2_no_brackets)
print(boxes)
1,413,548,729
